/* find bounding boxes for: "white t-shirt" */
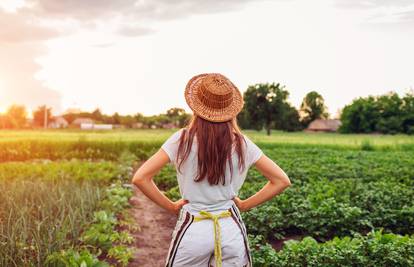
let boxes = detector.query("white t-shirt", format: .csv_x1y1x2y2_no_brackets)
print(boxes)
160,128,263,214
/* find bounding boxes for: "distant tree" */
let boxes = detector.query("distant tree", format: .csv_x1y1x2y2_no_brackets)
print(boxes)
120,115,136,128
339,97,380,133
339,91,413,134
375,92,404,134
0,114,8,129
278,106,302,132
401,91,414,134
134,112,145,123
236,109,251,130
33,105,52,127
166,107,185,117
6,105,27,129
91,108,103,122
300,91,329,127
166,107,190,127
112,112,121,124
243,83,300,135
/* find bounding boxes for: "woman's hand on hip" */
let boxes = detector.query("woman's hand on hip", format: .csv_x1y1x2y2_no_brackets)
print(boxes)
232,196,248,212
170,199,189,215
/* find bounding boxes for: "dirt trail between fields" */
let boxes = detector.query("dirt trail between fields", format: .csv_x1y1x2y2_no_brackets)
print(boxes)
128,186,177,267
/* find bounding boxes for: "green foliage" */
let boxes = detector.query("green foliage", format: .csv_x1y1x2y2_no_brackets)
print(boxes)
0,151,136,266
0,159,126,182
0,104,27,129
241,176,414,241
45,249,109,267
0,139,158,162
250,230,414,267
165,185,181,201
300,91,329,127
153,164,178,190
340,91,414,134
1,129,414,266
79,183,135,266
0,176,104,266
360,139,374,151
108,245,135,267
241,83,302,134
32,105,53,127
156,145,414,241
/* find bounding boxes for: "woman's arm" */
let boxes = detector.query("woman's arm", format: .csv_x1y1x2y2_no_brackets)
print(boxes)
131,149,188,215
233,154,291,212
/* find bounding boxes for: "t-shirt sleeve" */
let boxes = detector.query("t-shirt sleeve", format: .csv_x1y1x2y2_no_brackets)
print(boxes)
161,129,184,164
243,134,263,167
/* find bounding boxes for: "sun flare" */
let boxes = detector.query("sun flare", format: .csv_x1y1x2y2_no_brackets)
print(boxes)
0,0,26,12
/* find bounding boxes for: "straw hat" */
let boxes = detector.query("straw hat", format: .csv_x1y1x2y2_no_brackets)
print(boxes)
184,73,244,122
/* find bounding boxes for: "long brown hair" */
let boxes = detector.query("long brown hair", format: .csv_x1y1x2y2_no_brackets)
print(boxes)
175,115,246,186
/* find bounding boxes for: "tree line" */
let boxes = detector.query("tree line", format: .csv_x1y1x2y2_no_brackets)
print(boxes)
0,106,191,129
339,91,414,134
1,83,412,135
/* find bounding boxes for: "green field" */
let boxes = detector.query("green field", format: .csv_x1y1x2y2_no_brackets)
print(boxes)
1,129,414,149
0,129,413,266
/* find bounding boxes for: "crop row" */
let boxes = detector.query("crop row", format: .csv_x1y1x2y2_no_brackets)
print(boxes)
1,134,413,163
0,152,137,267
249,229,414,267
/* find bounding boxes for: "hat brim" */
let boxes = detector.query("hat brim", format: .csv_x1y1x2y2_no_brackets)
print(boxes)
184,73,244,122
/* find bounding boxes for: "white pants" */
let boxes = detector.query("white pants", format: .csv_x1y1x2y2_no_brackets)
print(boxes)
165,204,252,267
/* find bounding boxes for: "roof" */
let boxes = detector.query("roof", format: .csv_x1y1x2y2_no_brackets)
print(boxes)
307,119,341,131
72,117,94,125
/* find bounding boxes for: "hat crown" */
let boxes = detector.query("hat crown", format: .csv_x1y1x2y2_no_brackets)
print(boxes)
184,72,244,122
197,74,234,109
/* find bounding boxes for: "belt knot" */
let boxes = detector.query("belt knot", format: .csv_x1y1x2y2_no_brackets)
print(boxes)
193,210,232,267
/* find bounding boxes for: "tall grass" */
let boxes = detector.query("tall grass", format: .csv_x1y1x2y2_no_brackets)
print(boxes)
0,154,135,267
0,179,103,267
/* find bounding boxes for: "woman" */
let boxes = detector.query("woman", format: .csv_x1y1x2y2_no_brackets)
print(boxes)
132,73,291,267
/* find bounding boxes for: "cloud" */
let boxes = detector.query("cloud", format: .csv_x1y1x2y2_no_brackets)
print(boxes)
0,10,59,43
336,0,414,9
0,42,62,113
91,42,116,48
26,0,258,20
1,0,264,113
116,25,154,37
335,0,414,27
21,0,264,38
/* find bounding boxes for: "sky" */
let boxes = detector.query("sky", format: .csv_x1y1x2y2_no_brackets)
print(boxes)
1,0,414,118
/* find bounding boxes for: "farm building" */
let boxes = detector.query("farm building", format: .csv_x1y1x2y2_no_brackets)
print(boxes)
132,122,144,129
71,118,94,127
49,116,69,128
306,119,341,132
162,122,176,129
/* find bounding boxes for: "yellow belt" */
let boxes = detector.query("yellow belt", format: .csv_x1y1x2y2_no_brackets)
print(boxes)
193,210,232,267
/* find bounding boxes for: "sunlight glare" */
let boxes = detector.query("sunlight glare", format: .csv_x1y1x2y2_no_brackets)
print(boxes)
0,0,26,12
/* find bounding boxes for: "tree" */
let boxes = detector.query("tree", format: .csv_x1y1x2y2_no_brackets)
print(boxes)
243,83,300,135
166,107,190,127
33,105,52,127
120,115,136,128
6,105,27,129
339,97,380,133
91,108,103,122
112,112,121,124
300,91,329,127
339,91,412,134
401,91,414,134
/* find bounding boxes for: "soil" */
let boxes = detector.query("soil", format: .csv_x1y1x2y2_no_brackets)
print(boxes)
269,234,304,251
127,187,177,267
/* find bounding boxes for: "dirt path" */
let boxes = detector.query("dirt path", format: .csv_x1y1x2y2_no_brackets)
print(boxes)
128,186,177,267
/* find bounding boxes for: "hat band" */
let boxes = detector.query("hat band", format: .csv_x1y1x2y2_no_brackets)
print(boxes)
197,86,233,109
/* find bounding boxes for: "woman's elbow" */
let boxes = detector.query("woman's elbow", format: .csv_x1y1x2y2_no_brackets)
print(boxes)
280,175,291,188
132,172,147,186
